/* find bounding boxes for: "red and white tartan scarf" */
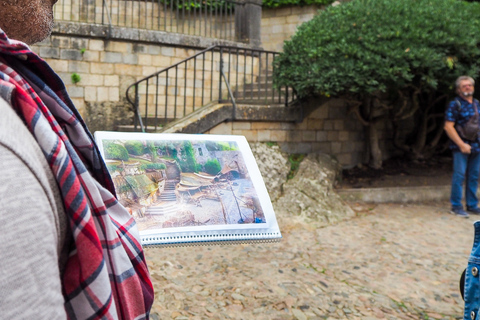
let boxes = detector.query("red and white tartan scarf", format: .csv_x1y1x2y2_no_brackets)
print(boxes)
0,32,154,319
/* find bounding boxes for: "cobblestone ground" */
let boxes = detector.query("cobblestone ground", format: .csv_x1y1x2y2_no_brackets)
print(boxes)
145,202,473,320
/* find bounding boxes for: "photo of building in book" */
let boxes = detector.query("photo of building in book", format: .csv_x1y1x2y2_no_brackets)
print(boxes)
101,139,266,231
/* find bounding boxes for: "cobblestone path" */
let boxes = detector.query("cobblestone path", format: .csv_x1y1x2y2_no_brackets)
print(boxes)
145,202,473,320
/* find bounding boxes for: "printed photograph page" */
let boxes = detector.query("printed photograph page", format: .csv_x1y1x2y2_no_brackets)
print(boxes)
95,131,282,246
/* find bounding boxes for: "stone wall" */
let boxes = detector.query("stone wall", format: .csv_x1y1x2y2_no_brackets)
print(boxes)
30,29,260,132
261,1,350,52
31,35,194,132
261,5,318,52
205,99,394,168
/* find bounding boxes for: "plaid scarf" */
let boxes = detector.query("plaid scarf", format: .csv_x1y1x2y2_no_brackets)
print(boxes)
0,31,153,319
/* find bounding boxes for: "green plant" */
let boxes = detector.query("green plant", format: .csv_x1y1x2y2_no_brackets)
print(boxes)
204,158,222,175
274,0,480,167
104,142,129,161
177,141,199,173
80,48,86,54
106,164,124,172
139,163,167,171
205,141,238,151
262,0,333,9
160,0,234,13
124,141,146,156
287,154,306,180
71,73,81,84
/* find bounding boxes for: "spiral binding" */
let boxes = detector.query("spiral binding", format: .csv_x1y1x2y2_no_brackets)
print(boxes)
142,233,282,248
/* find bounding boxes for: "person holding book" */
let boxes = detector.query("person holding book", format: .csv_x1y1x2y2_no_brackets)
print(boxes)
0,0,153,318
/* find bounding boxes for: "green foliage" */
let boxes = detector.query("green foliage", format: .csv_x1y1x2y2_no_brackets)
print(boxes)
205,141,238,151
263,0,333,9
139,162,167,171
178,141,199,173
161,0,233,13
104,141,129,161
71,73,81,84
106,164,124,172
266,141,278,147
118,184,132,194
274,0,480,98
125,141,145,156
147,141,157,162
204,159,222,175
125,175,158,197
287,154,306,180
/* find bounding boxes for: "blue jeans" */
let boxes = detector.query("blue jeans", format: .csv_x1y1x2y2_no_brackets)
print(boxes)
464,222,480,319
451,151,480,209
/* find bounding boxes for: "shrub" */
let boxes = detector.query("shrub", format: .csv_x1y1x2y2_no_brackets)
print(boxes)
104,142,129,161
178,141,199,173
204,159,222,175
139,163,167,171
124,141,145,156
205,141,238,151
274,0,480,167
275,0,480,98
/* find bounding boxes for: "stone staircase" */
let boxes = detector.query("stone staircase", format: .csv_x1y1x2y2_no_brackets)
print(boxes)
158,179,177,202
120,49,300,133
233,69,294,105
145,202,177,215
145,179,178,216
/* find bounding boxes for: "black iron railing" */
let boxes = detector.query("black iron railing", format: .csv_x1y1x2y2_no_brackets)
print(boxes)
125,45,296,132
54,0,240,41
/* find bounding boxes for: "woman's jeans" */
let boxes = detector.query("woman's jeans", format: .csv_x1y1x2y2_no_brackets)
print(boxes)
451,151,480,209
464,222,480,319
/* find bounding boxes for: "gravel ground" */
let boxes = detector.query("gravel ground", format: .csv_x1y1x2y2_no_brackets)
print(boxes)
144,201,473,320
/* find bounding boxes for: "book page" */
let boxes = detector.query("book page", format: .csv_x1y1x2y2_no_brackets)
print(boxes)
95,131,281,246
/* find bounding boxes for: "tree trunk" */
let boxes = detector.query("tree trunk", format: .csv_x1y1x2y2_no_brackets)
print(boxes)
368,121,383,169
363,97,383,169
410,93,428,158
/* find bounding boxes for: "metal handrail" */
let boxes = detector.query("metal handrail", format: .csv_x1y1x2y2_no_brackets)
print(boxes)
125,45,297,132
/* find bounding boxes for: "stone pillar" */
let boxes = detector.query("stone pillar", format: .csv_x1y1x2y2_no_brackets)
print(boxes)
235,0,262,47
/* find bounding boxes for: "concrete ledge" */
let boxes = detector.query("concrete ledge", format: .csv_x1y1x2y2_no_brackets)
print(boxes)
52,21,256,49
337,185,451,203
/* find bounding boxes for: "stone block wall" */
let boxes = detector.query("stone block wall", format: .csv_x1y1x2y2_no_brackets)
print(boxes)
30,34,260,132
31,35,197,131
261,5,317,52
205,98,394,168
261,1,351,52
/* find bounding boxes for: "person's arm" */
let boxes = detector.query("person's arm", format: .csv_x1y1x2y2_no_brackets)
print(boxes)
444,120,471,154
0,98,67,319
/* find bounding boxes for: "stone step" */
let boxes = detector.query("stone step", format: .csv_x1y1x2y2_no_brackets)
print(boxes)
146,203,177,215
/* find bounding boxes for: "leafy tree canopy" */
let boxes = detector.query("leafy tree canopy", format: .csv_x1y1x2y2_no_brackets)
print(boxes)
125,141,145,156
274,0,480,98
104,141,129,161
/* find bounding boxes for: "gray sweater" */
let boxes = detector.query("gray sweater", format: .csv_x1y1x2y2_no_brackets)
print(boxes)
0,97,69,318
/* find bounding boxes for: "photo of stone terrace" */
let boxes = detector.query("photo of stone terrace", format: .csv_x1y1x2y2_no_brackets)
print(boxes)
102,138,266,231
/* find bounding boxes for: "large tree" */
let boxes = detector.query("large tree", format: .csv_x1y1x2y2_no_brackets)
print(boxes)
274,0,480,168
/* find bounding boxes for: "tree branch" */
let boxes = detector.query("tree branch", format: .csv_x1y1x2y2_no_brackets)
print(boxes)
347,100,370,126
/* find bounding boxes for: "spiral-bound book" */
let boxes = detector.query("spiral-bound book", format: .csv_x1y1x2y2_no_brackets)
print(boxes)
94,131,282,247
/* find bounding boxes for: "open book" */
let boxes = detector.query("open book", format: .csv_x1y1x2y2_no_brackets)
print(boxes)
94,131,282,247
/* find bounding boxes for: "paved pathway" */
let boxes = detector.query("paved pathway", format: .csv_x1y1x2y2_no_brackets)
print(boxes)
145,202,474,319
